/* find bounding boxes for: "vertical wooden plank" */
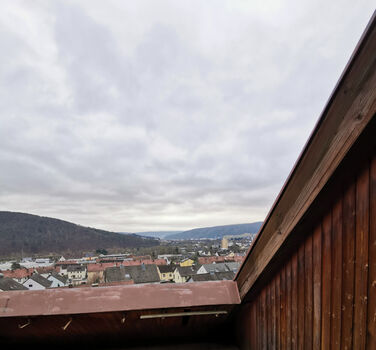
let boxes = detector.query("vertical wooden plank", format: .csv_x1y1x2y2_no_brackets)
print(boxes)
291,252,298,350
286,260,292,350
261,289,267,350
238,302,252,350
276,274,281,350
267,284,271,350
367,155,376,349
297,243,305,350
271,278,276,350
354,164,370,350
280,265,287,350
331,197,343,350
251,302,258,350
304,234,313,350
256,294,261,350
321,211,332,350
341,179,356,350
313,224,322,350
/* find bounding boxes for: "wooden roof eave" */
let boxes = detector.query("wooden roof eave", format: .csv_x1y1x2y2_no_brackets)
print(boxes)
235,10,376,300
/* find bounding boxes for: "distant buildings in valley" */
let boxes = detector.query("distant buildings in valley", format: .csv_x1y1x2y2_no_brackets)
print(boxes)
0,235,253,291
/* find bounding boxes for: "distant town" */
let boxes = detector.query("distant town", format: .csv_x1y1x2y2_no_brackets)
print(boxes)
0,235,255,291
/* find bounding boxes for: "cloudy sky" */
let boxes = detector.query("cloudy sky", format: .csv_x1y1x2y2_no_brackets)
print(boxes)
0,1,374,232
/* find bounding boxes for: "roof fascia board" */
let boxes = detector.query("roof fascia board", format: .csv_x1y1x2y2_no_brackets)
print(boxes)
235,11,376,299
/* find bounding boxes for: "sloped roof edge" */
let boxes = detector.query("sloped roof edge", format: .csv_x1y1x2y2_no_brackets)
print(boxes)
235,11,376,298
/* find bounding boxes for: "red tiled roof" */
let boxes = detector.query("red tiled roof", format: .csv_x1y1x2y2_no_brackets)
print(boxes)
121,259,166,266
1,268,34,279
87,262,119,272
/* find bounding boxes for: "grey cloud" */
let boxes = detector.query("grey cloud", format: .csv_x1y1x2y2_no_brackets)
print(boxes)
0,1,374,231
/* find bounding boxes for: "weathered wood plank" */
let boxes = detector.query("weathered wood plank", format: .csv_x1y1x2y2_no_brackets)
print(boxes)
291,252,298,350
266,284,271,349
276,274,281,350
367,154,376,349
271,278,276,350
321,212,332,350
312,224,322,350
353,164,370,349
304,234,313,350
251,302,258,350
261,289,267,350
286,260,292,350
257,297,261,350
297,244,305,350
341,178,356,350
331,198,343,350
280,266,287,350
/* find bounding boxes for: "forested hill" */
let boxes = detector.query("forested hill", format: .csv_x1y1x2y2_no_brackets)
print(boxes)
0,211,159,258
165,222,263,240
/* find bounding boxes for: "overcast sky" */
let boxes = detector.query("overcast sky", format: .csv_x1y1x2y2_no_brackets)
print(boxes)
0,1,374,232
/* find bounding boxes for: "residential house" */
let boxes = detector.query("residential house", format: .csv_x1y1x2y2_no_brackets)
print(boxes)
196,262,240,275
197,256,226,265
1,268,34,284
123,264,160,284
173,266,198,283
58,263,79,276
179,258,194,267
105,265,160,285
67,265,87,286
157,265,175,282
122,258,167,266
224,262,241,273
104,266,133,284
188,271,235,282
47,273,68,288
87,263,107,284
0,276,28,291
23,274,52,290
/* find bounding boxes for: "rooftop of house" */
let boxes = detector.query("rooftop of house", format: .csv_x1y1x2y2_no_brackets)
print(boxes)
49,272,68,284
200,263,238,274
105,266,132,283
123,264,161,284
0,277,28,291
1,268,33,279
28,274,52,288
157,265,176,274
176,266,199,277
189,271,235,282
67,265,86,272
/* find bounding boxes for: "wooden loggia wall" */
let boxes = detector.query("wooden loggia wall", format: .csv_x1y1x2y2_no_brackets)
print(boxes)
236,150,376,350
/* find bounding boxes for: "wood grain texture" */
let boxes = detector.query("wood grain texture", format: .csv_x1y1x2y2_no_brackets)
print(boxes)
331,198,343,350
354,164,370,349
321,212,332,350
312,225,322,350
297,244,305,350
367,154,376,349
341,179,356,350
304,235,313,350
291,253,298,350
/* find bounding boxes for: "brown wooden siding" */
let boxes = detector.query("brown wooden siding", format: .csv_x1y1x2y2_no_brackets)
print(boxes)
236,146,376,349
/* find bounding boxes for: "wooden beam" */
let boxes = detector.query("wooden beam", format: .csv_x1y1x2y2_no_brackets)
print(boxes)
236,11,376,299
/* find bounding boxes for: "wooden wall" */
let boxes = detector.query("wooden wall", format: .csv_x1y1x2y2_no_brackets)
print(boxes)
235,146,376,349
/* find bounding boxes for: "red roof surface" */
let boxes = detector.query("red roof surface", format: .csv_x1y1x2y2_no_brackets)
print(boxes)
1,268,34,279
